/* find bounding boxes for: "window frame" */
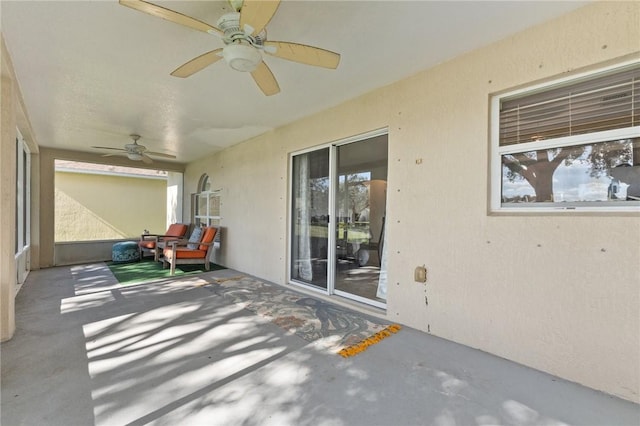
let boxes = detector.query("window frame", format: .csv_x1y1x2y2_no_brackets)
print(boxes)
490,60,640,213
192,174,221,228
15,129,30,254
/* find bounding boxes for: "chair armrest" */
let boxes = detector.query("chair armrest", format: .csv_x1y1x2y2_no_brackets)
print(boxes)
167,239,191,249
167,240,213,249
156,234,186,241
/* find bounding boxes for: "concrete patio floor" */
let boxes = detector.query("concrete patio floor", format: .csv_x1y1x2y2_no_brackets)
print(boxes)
1,264,639,426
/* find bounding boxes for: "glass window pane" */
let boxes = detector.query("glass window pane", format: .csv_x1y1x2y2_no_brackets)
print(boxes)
23,149,28,247
208,194,220,217
200,175,211,192
501,138,639,205
291,148,329,289
335,136,388,303
197,194,208,216
15,138,19,253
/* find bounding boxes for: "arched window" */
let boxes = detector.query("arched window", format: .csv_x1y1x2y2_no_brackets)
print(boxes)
199,174,211,192
192,174,221,227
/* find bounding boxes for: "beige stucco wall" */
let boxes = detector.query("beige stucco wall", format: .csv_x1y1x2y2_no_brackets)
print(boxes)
1,35,40,341
1,64,18,342
184,2,640,402
55,171,167,241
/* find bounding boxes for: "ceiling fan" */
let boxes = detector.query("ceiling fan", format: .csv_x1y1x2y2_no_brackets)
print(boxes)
92,134,177,164
119,0,340,96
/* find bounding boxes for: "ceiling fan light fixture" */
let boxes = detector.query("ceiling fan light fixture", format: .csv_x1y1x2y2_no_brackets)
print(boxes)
127,152,143,161
222,43,261,72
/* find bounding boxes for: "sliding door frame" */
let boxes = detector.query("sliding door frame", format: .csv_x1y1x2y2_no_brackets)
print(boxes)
287,128,389,308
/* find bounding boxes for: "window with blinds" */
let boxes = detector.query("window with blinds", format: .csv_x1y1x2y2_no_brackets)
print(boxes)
491,62,640,212
500,65,639,146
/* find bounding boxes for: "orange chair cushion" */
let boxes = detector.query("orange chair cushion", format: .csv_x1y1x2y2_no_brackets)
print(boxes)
138,240,156,249
199,227,217,251
163,248,207,259
167,223,188,237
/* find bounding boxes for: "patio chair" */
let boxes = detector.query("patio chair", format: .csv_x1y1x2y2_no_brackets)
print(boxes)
162,226,218,276
138,223,189,262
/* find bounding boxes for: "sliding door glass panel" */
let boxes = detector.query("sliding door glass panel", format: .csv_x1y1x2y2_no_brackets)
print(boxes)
335,136,388,303
291,148,330,289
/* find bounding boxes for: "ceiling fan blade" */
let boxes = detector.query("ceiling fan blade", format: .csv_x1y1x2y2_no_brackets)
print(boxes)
119,0,223,36
239,0,280,36
264,41,340,69
92,146,127,151
101,153,127,157
145,151,177,159
250,60,280,96
171,49,224,78
141,154,154,164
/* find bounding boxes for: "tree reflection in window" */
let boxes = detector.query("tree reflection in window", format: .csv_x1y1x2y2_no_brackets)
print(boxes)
502,138,638,203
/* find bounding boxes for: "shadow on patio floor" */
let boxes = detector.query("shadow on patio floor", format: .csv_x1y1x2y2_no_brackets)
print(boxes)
2,263,639,426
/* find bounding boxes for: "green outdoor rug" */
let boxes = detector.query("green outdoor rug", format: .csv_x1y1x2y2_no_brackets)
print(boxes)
107,259,226,285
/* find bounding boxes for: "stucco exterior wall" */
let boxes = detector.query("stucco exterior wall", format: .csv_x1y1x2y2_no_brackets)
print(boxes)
184,2,640,402
1,35,40,341
1,69,18,342
55,171,167,241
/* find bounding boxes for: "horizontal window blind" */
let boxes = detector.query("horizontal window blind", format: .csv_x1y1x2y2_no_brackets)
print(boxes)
500,66,640,146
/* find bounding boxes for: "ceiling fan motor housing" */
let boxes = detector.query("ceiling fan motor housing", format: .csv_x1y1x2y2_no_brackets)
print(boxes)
216,12,242,34
217,12,262,72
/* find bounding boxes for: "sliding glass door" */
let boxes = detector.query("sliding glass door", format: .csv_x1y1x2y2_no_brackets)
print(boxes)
290,148,330,289
334,136,388,305
290,131,388,307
